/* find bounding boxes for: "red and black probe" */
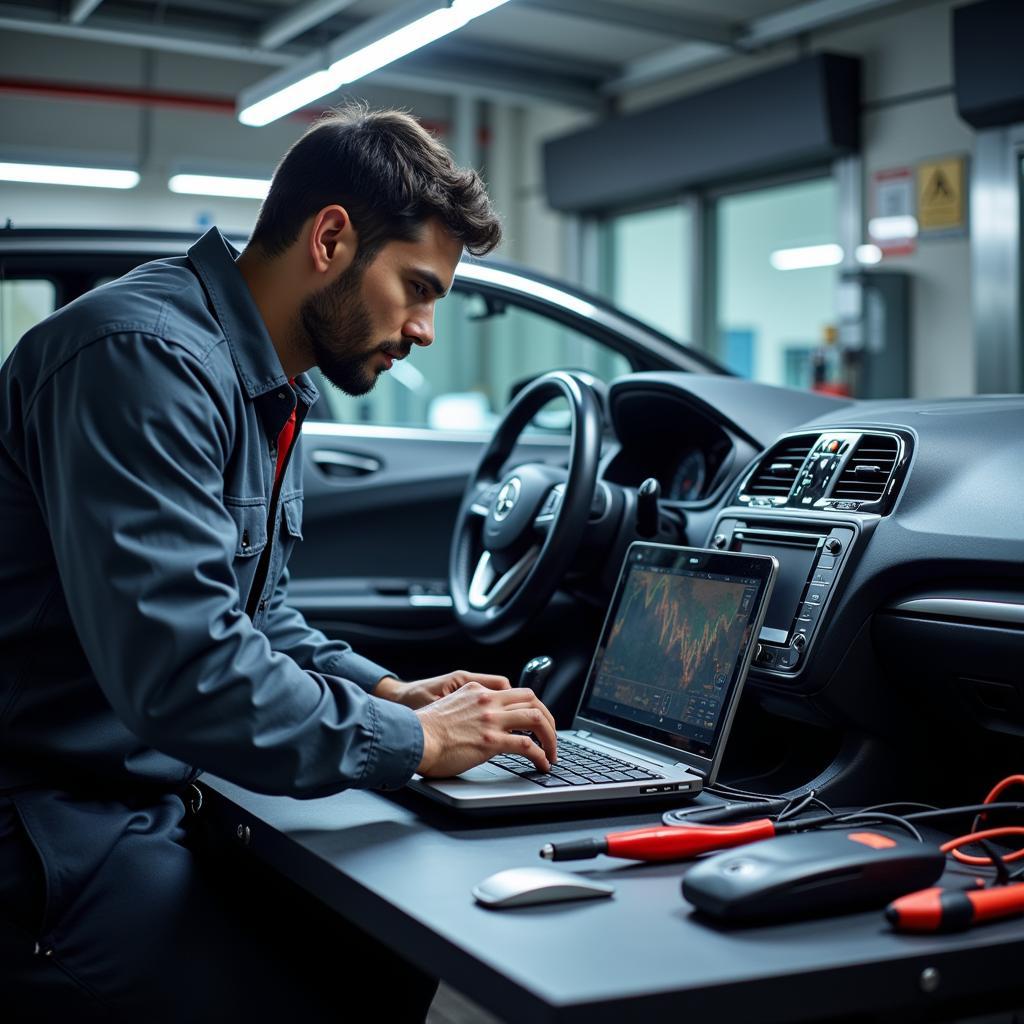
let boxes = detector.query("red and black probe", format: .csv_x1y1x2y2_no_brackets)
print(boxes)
540,817,802,862
886,823,1024,933
886,881,1024,933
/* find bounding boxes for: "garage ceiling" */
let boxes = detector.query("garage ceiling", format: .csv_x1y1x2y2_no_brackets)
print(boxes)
0,0,919,110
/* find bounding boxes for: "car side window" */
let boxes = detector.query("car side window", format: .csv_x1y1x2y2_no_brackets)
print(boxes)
307,287,631,430
1,279,57,364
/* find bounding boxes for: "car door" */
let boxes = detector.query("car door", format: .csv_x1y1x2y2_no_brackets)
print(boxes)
287,264,687,682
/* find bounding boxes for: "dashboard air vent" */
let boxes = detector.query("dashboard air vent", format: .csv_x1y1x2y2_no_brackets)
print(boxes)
744,435,815,498
832,434,899,502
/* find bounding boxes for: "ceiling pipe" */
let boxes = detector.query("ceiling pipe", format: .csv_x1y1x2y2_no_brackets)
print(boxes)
0,76,237,116
68,0,104,25
0,76,492,142
259,0,363,50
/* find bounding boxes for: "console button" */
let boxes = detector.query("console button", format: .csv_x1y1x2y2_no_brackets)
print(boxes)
825,538,842,554
812,568,834,585
805,585,827,605
797,601,821,623
792,633,807,651
817,554,837,570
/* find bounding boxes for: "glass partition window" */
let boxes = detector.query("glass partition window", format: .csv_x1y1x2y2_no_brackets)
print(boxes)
1,279,57,364
605,205,692,343
715,178,839,388
310,288,630,430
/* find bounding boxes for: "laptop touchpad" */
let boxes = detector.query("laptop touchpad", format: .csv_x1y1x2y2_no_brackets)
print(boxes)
456,764,510,783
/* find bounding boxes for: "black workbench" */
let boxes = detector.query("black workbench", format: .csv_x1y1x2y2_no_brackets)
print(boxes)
199,777,1024,1023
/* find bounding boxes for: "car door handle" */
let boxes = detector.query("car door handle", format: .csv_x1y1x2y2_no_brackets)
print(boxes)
311,449,382,478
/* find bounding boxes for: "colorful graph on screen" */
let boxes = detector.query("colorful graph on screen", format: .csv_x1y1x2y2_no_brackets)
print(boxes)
590,567,753,731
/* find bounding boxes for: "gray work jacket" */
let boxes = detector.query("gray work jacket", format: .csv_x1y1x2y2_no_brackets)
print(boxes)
0,227,423,796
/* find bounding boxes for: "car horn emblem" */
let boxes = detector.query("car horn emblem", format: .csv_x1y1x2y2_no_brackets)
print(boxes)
493,477,521,522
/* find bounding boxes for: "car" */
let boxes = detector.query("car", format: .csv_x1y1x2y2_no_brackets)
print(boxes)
1,225,1020,812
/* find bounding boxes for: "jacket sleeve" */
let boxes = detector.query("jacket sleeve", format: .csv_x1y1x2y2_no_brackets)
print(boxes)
261,566,396,694
22,331,422,796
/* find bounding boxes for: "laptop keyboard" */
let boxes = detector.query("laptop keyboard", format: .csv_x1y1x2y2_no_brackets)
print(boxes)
490,738,665,788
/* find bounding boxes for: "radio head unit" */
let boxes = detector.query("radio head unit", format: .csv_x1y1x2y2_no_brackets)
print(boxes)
709,517,856,673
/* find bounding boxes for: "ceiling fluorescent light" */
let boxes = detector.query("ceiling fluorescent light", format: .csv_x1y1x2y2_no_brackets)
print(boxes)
169,174,270,199
855,244,883,265
0,161,139,189
769,243,844,271
868,215,918,241
239,0,512,127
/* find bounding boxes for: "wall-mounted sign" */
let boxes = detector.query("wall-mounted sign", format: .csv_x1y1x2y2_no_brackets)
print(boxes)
869,166,916,256
917,156,967,234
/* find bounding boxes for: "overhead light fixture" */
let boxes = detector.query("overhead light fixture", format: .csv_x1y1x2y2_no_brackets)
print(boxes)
169,174,270,199
769,243,844,271
855,244,883,265
239,0,513,127
868,215,918,241
0,161,139,189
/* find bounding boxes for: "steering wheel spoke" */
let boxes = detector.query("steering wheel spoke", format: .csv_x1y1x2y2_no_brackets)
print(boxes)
469,480,500,518
532,483,566,529
467,547,541,610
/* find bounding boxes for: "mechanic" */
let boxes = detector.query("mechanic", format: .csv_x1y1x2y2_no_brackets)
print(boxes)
0,105,558,1021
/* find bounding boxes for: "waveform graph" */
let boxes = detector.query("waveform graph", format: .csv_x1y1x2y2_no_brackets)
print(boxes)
593,568,752,724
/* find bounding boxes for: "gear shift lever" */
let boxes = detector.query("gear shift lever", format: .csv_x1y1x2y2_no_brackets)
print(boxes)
636,477,660,538
518,655,554,700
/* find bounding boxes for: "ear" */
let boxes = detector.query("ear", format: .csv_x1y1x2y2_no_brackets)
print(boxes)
307,205,358,277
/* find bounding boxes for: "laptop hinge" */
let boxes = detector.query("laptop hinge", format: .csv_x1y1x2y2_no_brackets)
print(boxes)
677,763,707,778
575,730,591,739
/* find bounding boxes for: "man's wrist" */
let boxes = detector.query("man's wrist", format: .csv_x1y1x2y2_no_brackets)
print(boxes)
373,675,406,703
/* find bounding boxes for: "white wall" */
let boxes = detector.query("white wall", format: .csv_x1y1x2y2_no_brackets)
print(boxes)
616,0,976,398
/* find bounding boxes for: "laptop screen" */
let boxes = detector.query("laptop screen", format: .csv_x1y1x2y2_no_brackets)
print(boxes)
578,544,776,760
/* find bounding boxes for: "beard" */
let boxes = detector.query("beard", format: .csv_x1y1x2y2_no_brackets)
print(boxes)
298,261,405,396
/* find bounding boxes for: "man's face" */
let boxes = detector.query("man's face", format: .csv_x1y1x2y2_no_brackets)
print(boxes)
299,217,462,396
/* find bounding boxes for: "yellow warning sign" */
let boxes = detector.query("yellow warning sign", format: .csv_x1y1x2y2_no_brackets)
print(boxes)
917,156,966,232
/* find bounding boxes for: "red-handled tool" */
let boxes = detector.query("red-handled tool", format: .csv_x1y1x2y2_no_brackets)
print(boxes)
539,818,779,862
886,881,1024,933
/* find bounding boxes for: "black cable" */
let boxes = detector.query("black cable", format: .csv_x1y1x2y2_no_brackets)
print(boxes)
977,840,1011,886
858,801,938,816
705,782,780,802
708,782,832,816
904,802,1024,824
823,810,924,843
777,790,818,822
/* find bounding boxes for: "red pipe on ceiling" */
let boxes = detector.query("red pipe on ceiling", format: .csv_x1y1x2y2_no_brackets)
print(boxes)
0,77,493,142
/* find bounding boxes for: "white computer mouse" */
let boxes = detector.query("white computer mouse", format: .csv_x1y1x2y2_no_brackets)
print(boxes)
472,866,615,908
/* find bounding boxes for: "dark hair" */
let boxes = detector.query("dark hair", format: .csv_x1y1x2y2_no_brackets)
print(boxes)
248,103,501,260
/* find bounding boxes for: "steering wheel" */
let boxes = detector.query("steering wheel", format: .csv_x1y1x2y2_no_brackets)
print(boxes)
449,371,604,644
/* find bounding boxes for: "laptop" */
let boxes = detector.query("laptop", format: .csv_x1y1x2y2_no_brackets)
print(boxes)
409,542,778,811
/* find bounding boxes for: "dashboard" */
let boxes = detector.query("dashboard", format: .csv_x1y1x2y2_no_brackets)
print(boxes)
595,372,1024,790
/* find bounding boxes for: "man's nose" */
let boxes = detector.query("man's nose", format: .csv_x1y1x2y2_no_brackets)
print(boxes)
404,308,434,347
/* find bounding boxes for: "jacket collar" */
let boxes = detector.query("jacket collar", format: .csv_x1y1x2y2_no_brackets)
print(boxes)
187,227,319,408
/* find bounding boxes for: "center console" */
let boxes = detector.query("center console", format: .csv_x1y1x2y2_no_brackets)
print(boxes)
701,427,911,678
708,515,857,674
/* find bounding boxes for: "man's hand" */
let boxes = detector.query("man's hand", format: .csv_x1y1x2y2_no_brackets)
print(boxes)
415,683,558,778
373,670,510,710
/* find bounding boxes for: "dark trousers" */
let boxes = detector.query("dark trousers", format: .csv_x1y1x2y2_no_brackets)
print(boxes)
0,789,438,1023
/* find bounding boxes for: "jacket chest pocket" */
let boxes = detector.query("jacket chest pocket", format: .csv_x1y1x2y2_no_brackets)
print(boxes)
281,493,303,542
225,500,268,558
